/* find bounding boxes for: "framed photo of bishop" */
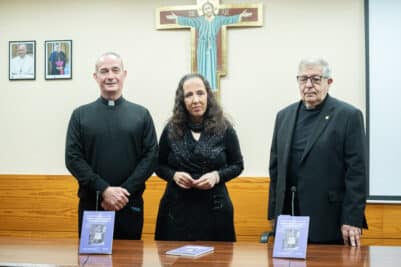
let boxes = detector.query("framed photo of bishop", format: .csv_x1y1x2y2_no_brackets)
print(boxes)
45,40,72,80
9,40,36,80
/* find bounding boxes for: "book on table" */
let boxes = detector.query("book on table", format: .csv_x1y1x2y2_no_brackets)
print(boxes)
273,215,310,259
79,211,115,254
166,245,215,257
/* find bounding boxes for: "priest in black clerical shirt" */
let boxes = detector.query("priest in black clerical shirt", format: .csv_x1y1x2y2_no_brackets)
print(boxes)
65,52,158,239
268,58,367,246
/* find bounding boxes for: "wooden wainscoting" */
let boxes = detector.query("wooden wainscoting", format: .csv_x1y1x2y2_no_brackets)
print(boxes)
0,175,270,241
0,175,77,238
0,175,400,245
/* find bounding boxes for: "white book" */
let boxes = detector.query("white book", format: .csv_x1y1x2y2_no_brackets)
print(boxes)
166,245,214,257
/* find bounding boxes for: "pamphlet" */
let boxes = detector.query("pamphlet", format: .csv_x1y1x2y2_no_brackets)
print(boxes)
166,245,214,257
273,215,310,259
79,211,115,254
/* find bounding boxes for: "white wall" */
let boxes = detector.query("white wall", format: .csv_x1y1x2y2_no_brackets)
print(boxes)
0,0,365,176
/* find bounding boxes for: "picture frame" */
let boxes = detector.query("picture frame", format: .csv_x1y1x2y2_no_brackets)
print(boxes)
9,40,36,80
45,40,72,80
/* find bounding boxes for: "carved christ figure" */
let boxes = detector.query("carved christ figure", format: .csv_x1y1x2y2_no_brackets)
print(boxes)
166,1,252,91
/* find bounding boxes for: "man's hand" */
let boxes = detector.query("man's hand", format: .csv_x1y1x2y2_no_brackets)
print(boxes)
240,9,253,18
192,171,220,190
101,186,130,211
173,172,195,189
166,12,178,20
341,224,362,247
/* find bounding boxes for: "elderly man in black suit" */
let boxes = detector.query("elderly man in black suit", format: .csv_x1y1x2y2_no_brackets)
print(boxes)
268,58,367,246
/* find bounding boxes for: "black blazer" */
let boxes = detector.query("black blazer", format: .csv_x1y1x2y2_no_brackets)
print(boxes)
268,95,368,242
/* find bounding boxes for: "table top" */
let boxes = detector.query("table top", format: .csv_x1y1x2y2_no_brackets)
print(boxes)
1,237,401,267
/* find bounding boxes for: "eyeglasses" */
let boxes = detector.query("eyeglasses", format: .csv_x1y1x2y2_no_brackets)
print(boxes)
296,75,327,85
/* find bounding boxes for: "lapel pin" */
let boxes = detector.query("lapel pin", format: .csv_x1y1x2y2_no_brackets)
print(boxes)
325,115,330,120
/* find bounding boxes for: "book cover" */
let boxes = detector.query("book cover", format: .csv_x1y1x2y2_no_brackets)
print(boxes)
79,211,115,254
166,245,214,257
273,215,310,259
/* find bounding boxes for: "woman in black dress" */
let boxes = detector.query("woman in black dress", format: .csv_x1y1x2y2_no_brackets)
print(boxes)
155,73,244,241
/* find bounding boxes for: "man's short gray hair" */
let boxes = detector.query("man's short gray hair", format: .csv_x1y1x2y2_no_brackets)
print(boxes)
298,58,331,78
95,52,124,71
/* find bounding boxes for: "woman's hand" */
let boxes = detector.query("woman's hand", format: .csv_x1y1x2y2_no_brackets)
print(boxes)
193,171,220,190
173,172,194,189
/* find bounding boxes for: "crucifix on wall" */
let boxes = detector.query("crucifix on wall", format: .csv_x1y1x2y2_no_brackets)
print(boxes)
156,0,263,96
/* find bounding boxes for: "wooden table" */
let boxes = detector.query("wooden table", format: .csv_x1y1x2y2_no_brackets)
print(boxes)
1,237,401,266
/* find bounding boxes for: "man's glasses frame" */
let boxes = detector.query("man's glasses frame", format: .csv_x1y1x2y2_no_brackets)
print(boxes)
296,75,328,85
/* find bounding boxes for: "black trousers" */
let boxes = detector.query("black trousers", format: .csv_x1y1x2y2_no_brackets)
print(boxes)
78,196,143,240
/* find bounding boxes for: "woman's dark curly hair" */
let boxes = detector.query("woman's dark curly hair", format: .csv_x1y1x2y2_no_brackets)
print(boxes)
168,73,230,140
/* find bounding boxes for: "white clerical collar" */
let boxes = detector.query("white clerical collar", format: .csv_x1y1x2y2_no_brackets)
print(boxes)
100,96,124,106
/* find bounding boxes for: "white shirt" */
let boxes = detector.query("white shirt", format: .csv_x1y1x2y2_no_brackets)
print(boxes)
10,55,34,79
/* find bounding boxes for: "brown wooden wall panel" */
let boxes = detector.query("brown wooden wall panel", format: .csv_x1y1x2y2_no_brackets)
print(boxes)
142,177,165,235
0,175,400,245
364,204,401,240
0,175,77,234
229,177,270,239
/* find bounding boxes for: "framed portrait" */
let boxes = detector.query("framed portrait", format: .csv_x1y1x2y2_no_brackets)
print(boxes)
45,40,72,80
9,40,36,80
